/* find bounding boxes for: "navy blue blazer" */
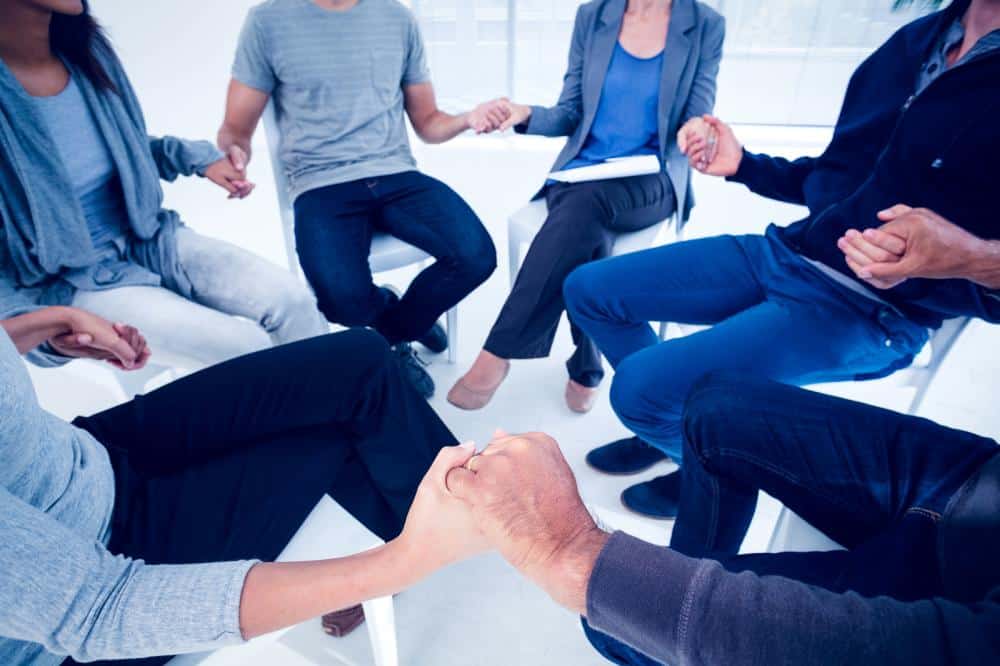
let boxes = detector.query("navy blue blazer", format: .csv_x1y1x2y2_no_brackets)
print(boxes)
731,0,1000,327
517,0,725,223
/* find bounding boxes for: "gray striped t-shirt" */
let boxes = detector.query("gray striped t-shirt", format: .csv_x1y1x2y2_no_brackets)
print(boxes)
233,0,431,203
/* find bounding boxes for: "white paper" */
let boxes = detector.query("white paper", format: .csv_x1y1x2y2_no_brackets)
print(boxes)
548,154,661,183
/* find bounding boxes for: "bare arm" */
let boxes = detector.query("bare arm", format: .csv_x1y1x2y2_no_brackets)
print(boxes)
404,82,476,145
218,79,270,166
1,307,72,354
1,307,149,369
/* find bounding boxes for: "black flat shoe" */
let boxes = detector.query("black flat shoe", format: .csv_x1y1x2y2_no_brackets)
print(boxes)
586,436,669,475
620,471,683,520
392,343,435,399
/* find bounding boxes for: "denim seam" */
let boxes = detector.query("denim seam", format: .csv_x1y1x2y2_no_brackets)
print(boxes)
905,507,942,522
701,446,864,520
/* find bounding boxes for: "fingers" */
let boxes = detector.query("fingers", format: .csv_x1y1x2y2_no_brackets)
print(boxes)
838,229,902,264
877,204,913,222
227,145,248,171
445,465,479,498
430,441,477,488
861,227,907,255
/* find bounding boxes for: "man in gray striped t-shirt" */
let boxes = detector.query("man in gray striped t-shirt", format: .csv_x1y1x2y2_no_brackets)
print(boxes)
219,0,506,397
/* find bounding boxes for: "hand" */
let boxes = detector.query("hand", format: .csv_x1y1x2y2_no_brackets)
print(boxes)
204,145,255,200
497,99,532,133
397,442,491,574
680,115,742,177
839,205,1000,290
446,432,609,614
48,308,150,370
466,98,512,134
677,117,717,171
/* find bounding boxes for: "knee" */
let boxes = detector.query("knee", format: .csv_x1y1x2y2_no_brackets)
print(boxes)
312,328,393,373
311,283,378,327
451,229,498,285
681,372,763,453
609,355,663,428
271,281,325,328
563,262,604,320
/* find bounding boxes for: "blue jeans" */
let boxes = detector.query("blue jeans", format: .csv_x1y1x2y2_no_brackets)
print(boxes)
564,229,929,460
294,171,497,344
583,374,998,665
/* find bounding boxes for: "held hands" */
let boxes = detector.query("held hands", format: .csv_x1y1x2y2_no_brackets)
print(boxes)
678,114,742,177
49,307,151,370
838,205,998,290
466,98,513,134
397,442,491,572
445,431,608,615
203,145,255,200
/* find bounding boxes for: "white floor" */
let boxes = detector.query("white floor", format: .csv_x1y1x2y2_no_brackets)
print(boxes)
28,130,1000,666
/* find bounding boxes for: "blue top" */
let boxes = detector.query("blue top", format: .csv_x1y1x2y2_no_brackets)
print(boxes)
32,78,161,291
562,42,663,172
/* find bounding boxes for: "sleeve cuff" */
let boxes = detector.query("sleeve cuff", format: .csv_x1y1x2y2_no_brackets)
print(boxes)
231,70,275,96
725,148,755,185
586,532,706,664
220,560,260,643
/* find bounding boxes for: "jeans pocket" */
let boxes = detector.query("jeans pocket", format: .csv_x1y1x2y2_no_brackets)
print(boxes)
851,306,929,381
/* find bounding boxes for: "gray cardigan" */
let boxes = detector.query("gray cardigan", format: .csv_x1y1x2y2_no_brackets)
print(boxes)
0,51,222,366
518,0,725,223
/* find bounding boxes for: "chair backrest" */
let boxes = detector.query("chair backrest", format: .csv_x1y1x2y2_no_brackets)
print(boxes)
261,101,300,276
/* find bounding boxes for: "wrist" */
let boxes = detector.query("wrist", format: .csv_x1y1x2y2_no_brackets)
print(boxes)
537,526,610,616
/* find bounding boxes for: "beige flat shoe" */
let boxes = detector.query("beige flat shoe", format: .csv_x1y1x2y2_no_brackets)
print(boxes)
565,379,598,414
447,363,510,410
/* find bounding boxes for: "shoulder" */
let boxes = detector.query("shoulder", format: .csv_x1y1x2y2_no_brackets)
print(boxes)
572,0,604,29
374,0,418,24
692,1,725,32
242,0,296,30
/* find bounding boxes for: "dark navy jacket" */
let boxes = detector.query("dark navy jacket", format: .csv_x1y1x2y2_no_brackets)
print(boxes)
729,0,1000,328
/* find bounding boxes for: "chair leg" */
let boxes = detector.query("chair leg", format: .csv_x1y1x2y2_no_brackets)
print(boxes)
508,233,521,290
658,321,669,341
446,307,459,364
362,596,399,666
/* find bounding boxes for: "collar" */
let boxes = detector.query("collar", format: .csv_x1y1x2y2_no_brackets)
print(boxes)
599,0,697,34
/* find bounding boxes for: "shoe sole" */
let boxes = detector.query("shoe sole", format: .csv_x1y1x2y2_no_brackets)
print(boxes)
584,456,672,477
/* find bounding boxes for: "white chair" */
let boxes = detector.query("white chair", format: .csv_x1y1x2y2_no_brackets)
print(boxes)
507,199,677,341
262,103,458,363
767,317,973,553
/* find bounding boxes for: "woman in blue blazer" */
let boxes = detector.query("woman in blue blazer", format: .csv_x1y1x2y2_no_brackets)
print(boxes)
448,0,725,413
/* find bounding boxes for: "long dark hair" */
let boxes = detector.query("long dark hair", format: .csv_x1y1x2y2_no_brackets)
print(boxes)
49,0,117,93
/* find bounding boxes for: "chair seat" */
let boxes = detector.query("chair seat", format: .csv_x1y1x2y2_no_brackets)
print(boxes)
370,233,431,274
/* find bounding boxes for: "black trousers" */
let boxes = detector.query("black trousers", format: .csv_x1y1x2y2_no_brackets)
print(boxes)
68,331,455,666
484,172,675,387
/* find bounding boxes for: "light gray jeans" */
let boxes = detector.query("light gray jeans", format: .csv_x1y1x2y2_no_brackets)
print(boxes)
72,228,328,370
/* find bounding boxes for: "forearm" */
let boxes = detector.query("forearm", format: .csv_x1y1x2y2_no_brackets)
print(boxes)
412,110,471,144
240,538,426,639
0,307,71,354
966,239,1000,289
217,124,254,163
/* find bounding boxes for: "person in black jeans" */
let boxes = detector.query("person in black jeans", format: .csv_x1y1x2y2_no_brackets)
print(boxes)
442,374,1000,665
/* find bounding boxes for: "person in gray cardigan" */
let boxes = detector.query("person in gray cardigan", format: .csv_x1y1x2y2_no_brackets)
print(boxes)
448,0,725,414
0,0,328,372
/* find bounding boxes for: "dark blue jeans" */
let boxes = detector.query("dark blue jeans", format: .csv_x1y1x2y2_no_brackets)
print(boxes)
564,228,929,461
584,374,998,665
294,171,497,344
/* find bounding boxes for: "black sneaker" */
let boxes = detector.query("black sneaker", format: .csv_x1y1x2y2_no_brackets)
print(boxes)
417,321,449,354
586,436,669,475
621,471,683,520
392,343,435,399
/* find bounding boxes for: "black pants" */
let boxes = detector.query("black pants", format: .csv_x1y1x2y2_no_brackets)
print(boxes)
584,373,999,665
484,173,675,387
68,331,455,666
294,171,497,345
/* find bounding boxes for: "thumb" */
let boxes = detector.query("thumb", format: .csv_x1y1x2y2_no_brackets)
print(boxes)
228,145,247,171
702,114,725,132
865,255,917,280
877,204,913,222
445,465,479,499
430,441,476,487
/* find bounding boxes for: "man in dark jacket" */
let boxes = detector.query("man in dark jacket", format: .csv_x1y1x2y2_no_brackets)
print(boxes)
445,376,1000,665
564,0,1000,519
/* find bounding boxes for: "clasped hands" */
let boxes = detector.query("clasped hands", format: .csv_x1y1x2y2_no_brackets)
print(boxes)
399,430,607,615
